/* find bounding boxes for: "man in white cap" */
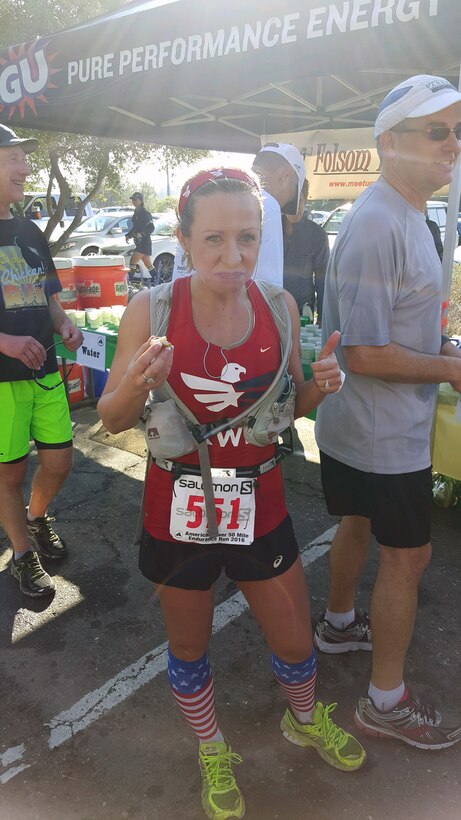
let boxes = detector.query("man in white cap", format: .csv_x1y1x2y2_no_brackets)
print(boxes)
314,75,461,748
252,142,305,285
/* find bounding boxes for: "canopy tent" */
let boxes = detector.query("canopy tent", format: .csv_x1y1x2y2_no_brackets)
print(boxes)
0,0,458,153
0,0,460,316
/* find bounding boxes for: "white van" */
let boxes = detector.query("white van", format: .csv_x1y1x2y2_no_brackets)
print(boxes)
426,200,447,244
21,191,94,241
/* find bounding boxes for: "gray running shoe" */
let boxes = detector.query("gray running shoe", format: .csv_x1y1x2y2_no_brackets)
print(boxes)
27,513,68,560
314,611,372,653
10,551,55,597
354,690,461,750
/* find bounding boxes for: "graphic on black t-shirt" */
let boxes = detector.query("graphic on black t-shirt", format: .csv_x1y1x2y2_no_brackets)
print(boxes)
0,241,47,310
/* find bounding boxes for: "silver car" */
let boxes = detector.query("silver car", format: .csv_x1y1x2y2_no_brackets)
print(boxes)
55,211,178,279
55,211,136,258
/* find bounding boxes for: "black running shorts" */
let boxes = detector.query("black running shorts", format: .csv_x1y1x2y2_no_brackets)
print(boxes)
319,451,432,548
134,237,152,255
139,514,299,590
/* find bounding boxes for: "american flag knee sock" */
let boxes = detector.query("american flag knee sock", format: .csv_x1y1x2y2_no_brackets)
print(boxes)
167,647,223,743
272,648,317,723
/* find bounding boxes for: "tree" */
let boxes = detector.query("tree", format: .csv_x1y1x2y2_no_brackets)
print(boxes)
0,0,209,252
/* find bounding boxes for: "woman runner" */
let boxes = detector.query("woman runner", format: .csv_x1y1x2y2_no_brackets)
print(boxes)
98,168,366,820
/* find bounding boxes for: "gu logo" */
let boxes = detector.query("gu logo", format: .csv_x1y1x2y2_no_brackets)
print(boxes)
0,43,57,117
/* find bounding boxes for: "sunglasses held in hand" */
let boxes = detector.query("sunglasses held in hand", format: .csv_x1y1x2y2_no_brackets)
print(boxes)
32,343,75,391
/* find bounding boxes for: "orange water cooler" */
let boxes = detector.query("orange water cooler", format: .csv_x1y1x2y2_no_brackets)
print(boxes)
73,255,128,308
57,359,85,404
54,258,80,309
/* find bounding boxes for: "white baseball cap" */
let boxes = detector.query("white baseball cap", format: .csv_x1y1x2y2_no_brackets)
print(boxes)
374,75,461,138
258,142,306,210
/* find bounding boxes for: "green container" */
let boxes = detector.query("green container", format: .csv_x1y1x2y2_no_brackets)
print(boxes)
302,362,317,421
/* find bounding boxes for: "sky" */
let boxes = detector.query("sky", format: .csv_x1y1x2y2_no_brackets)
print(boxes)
128,150,255,198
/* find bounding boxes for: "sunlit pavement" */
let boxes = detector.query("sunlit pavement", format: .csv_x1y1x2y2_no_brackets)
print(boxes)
1,407,460,819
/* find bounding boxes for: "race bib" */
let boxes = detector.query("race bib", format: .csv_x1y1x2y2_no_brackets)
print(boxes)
169,470,256,545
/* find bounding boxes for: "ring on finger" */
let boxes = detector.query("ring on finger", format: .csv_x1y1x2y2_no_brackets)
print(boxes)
143,374,156,385
324,379,330,390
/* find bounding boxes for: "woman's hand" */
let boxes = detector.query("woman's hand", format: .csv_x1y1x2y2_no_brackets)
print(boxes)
310,331,343,393
126,336,173,393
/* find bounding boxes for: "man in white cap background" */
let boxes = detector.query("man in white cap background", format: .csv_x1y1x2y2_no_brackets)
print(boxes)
314,75,461,748
252,142,305,285
172,142,305,284
0,123,83,598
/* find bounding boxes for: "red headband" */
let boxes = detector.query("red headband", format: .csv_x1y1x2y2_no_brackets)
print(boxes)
177,168,258,218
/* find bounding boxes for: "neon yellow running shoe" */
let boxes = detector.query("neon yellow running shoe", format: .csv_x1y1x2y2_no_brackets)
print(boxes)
199,741,245,819
280,702,366,772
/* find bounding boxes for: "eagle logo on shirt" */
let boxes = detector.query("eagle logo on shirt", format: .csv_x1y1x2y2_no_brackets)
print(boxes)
181,363,276,413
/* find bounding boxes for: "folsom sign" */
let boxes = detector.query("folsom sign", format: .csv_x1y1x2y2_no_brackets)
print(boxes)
266,127,380,200
307,137,380,199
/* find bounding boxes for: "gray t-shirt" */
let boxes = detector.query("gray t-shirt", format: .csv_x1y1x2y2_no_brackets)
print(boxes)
315,179,442,474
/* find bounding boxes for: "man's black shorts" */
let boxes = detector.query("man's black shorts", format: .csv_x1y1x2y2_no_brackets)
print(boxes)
139,515,299,590
319,451,432,548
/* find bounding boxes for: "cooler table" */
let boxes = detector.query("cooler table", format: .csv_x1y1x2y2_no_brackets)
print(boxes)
300,323,322,421
432,382,461,481
54,326,118,400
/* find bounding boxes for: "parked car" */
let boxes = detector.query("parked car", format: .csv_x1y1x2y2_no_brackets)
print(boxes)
55,210,178,280
426,200,447,244
54,211,135,258
322,200,448,249
321,203,353,248
21,190,94,240
308,209,332,225
148,214,178,280
93,205,134,214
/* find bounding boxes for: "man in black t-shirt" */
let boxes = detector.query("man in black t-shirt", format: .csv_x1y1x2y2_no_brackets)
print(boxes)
0,124,83,598
283,180,329,325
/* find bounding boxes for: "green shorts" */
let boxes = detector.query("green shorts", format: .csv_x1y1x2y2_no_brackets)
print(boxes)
0,375,73,463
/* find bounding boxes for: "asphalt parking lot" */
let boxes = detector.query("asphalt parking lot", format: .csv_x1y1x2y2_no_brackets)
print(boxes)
1,407,460,820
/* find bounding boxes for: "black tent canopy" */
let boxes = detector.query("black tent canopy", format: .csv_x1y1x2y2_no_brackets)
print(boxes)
0,0,458,152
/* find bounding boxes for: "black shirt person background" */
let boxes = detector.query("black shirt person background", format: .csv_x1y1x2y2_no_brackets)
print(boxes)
126,192,156,282
283,180,329,326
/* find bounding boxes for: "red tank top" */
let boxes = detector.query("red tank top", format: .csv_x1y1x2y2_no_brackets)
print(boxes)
144,277,288,540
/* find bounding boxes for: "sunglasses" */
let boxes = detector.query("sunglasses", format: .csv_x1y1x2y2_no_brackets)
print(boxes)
394,125,461,142
32,343,75,391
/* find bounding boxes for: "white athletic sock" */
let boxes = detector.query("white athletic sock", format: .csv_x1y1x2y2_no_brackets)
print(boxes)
199,729,225,746
368,682,406,712
14,548,33,561
325,608,355,630
292,707,314,724
26,506,37,522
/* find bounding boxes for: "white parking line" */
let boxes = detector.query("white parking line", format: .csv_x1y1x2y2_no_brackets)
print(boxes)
1,526,335,783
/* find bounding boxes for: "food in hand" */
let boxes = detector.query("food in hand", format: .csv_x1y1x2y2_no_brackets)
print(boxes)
153,335,172,348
